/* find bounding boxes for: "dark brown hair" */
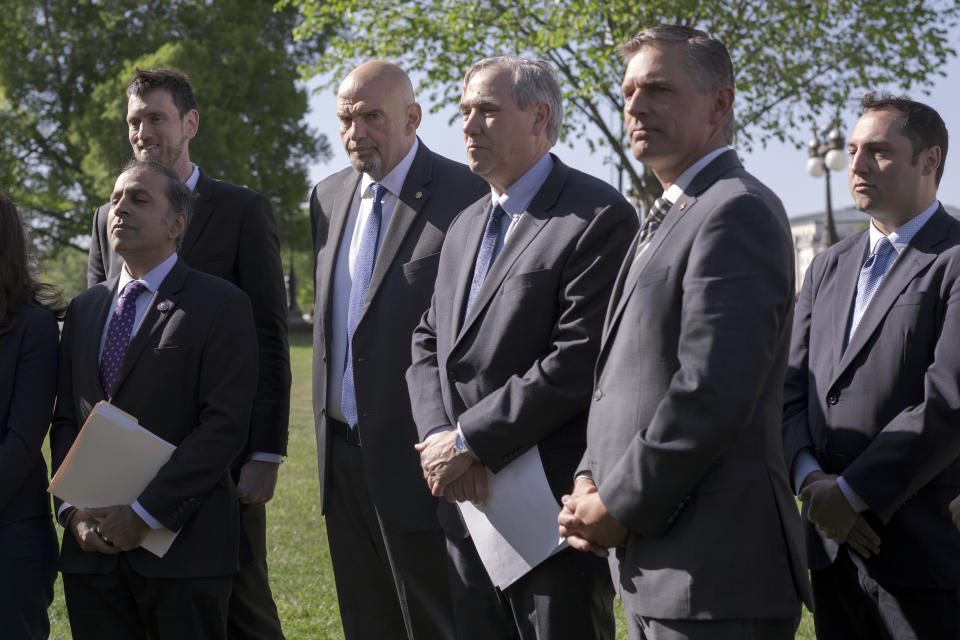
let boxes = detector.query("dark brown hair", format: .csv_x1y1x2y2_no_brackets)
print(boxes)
127,68,199,117
0,191,65,339
861,91,948,185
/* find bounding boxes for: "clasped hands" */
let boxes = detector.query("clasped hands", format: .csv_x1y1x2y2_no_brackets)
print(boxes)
799,470,881,558
415,430,488,504
69,505,150,554
557,476,627,558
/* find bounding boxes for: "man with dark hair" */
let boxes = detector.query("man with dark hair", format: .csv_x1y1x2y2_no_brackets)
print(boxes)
87,68,290,640
53,160,259,639
783,93,960,639
310,60,486,639
559,25,811,639
408,55,635,639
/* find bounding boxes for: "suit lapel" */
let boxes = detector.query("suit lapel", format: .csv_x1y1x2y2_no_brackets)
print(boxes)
455,160,565,344
834,207,949,379
317,174,361,356
112,260,187,399
831,233,868,366
451,195,492,340
603,150,742,347
364,143,433,315
84,280,119,400
180,170,215,259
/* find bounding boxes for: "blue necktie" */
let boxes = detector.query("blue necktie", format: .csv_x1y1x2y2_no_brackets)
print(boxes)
341,183,386,429
464,203,506,318
849,237,896,340
100,280,146,400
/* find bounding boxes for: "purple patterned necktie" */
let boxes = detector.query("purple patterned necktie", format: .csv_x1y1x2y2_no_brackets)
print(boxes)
100,280,147,399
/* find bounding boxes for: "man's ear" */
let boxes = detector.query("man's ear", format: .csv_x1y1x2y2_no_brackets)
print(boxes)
531,101,550,136
183,109,199,140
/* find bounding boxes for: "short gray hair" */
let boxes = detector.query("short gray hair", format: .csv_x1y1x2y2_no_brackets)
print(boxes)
463,56,563,145
619,25,736,143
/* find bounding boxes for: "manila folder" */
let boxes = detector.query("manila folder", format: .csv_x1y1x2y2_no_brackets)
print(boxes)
49,401,178,558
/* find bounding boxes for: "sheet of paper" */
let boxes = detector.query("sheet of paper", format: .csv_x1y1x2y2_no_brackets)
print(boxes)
458,445,567,589
49,401,180,558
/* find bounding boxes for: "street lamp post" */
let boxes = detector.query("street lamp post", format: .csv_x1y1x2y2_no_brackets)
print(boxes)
806,121,847,249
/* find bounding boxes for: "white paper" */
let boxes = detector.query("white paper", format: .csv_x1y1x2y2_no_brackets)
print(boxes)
458,446,567,589
49,401,180,557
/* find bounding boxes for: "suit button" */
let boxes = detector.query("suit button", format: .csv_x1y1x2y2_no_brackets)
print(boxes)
448,370,459,382
593,389,603,401
826,390,839,405
357,356,366,363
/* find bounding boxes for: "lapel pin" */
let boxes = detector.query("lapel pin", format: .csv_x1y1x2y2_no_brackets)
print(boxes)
415,191,423,199
157,301,171,312
679,202,687,211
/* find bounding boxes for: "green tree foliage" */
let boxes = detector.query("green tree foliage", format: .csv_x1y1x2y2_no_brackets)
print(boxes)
0,0,330,258
283,0,958,205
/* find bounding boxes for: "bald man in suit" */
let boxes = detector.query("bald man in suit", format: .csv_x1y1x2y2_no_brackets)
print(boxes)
310,61,486,639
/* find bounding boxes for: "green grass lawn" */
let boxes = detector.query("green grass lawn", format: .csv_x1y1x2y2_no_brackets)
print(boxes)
46,332,814,638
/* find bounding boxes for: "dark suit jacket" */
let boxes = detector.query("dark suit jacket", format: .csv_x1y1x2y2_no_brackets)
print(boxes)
51,259,259,579
0,305,58,526
783,204,960,588
407,156,636,535
87,169,290,463
579,150,812,619
310,141,487,528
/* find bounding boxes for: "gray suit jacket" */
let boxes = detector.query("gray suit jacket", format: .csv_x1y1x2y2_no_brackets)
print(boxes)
580,150,812,619
407,156,636,536
783,204,960,588
310,141,486,529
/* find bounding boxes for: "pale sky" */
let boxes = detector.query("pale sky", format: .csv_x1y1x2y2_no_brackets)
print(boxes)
305,48,960,218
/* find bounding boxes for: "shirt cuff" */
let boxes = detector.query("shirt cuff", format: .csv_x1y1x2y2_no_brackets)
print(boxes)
131,501,164,530
57,502,74,526
455,422,478,458
792,449,823,494
249,452,283,464
425,425,454,440
837,476,870,513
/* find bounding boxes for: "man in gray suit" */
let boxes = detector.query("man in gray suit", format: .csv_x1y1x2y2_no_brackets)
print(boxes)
407,56,636,639
310,60,486,639
559,26,812,639
783,94,960,638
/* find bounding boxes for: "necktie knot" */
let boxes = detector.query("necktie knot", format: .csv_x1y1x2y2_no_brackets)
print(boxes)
636,196,672,253
120,280,146,301
371,182,386,204
848,236,898,342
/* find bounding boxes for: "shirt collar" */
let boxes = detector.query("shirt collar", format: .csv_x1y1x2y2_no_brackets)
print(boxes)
119,252,179,296
868,199,940,255
185,163,200,192
662,146,733,203
492,153,554,217
360,137,420,199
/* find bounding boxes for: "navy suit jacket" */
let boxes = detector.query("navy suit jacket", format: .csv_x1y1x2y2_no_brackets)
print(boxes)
784,204,960,588
87,169,290,465
52,259,259,578
0,305,58,527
